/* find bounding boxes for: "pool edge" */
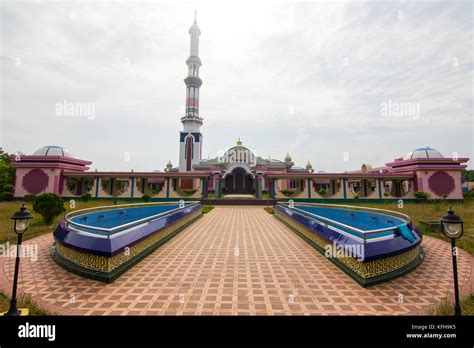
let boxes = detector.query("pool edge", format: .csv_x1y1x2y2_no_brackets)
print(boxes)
51,212,203,283
273,211,424,288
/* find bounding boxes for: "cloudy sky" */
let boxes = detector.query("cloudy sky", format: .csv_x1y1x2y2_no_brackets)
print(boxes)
1,0,472,172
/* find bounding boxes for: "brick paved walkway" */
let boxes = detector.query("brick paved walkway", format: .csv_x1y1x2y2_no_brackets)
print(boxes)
1,206,472,315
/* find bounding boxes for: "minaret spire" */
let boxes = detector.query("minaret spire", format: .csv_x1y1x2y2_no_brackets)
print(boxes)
179,14,204,172
182,13,202,121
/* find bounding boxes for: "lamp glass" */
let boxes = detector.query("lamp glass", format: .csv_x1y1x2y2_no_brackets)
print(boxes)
14,219,29,234
442,222,462,238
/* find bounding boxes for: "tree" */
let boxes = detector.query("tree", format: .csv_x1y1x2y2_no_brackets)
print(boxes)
0,148,16,200
33,193,66,224
461,169,474,182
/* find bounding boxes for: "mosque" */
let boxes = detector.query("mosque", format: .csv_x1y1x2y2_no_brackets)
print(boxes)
10,16,469,201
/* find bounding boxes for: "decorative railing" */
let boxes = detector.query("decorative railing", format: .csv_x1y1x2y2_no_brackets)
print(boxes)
278,201,412,242
64,201,200,237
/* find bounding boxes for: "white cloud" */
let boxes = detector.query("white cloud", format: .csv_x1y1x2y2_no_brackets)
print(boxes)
1,0,472,172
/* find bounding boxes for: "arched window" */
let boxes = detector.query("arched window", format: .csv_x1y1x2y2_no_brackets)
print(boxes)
185,136,194,171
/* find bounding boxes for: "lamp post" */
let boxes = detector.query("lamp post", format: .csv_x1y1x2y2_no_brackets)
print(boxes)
440,207,464,316
5,204,33,316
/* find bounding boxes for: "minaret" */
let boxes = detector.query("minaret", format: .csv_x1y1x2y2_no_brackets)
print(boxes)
179,12,203,172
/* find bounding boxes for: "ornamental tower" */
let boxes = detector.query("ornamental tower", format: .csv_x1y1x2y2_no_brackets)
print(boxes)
179,12,203,172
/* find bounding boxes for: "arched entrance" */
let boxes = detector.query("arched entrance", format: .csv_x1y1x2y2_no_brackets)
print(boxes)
223,167,254,194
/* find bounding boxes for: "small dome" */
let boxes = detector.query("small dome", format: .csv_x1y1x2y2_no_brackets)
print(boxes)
403,147,444,160
33,145,73,157
361,163,372,173
165,160,173,172
306,161,313,170
189,13,201,35
284,153,292,162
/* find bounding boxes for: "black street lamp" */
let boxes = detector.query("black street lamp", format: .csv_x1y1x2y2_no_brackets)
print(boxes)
440,207,464,316
5,204,33,316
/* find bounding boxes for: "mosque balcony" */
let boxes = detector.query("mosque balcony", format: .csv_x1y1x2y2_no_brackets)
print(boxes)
181,115,203,124
186,56,202,65
184,76,202,87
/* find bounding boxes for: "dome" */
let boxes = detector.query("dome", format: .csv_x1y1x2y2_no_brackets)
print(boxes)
33,145,73,157
189,13,201,35
306,161,313,170
361,163,372,173
284,153,292,162
403,147,444,160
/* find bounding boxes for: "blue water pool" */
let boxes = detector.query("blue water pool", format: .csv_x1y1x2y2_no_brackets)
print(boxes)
52,202,203,282
274,202,424,286
71,204,181,231
296,205,405,231
293,205,415,243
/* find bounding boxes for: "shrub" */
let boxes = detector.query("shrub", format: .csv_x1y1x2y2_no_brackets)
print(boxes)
353,194,360,199
66,178,77,193
281,189,296,197
3,184,13,193
23,194,37,202
464,190,474,198
318,188,327,197
80,193,91,202
181,189,197,196
202,205,214,214
264,207,275,214
1,192,13,201
142,194,151,202
32,193,66,224
414,190,430,203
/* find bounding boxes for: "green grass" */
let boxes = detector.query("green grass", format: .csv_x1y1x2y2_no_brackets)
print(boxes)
428,294,474,316
202,205,214,214
264,207,275,214
0,290,52,315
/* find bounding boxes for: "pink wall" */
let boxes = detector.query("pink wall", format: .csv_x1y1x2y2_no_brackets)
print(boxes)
14,168,62,197
414,170,463,199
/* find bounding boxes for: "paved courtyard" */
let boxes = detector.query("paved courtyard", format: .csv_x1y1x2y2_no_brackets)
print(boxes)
1,206,473,315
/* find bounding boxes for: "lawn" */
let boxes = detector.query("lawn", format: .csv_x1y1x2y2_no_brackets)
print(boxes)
0,290,51,315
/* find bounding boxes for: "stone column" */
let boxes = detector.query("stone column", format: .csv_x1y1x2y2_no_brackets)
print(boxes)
255,175,262,199
214,174,222,198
